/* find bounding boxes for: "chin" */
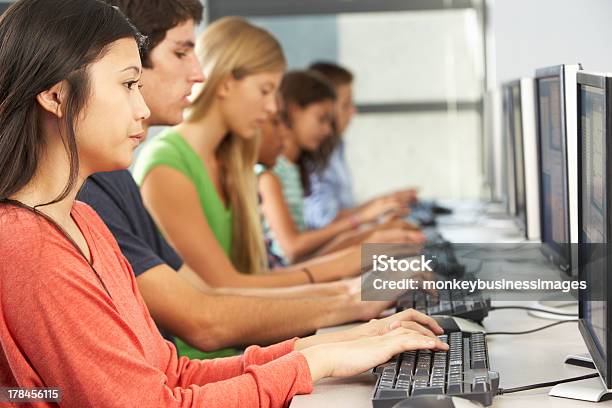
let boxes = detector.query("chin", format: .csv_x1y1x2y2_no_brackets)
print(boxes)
114,158,133,171
155,110,183,127
115,151,135,170
237,128,257,140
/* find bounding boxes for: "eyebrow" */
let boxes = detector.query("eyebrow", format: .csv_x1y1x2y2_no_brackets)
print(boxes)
119,66,141,75
171,40,195,48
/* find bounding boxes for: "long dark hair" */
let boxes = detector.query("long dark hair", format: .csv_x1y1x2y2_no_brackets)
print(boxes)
278,70,337,196
308,61,354,182
0,0,145,206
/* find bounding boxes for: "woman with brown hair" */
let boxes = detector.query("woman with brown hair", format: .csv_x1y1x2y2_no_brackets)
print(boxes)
259,70,426,266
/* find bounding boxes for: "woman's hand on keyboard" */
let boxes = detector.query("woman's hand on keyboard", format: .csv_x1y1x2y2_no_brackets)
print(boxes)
300,326,448,381
356,308,444,337
294,309,443,351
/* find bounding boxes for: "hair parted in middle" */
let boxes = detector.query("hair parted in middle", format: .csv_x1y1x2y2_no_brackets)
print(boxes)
188,16,286,274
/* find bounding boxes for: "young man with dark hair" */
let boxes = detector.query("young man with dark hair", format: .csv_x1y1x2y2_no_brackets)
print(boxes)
78,0,394,359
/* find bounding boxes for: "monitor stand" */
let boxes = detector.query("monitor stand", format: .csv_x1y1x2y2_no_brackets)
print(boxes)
549,375,612,402
549,354,611,402
564,353,596,369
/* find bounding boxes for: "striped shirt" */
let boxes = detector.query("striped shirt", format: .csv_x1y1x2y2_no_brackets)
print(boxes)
263,156,306,265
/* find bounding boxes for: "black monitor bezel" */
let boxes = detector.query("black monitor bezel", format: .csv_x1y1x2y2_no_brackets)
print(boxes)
502,79,528,235
576,71,612,389
535,65,572,274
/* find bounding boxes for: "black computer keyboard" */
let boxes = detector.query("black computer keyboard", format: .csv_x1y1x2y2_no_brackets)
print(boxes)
372,332,499,408
423,241,466,277
408,208,436,227
408,201,453,227
396,283,491,323
422,227,445,245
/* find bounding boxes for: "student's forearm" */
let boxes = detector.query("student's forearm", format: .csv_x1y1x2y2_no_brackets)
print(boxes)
314,228,375,256
179,246,361,289
282,245,363,282
278,217,355,262
183,251,336,287
179,265,344,298
140,266,354,351
213,281,347,298
190,294,363,349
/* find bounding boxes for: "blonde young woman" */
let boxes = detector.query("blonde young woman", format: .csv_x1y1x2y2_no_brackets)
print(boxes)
133,17,417,286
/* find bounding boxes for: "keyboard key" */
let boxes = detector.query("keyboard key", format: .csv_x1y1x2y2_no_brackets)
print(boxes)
452,302,468,313
377,389,409,399
472,378,489,393
447,383,464,394
471,359,487,369
412,386,445,396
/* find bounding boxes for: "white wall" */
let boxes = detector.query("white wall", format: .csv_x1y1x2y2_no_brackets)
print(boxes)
253,10,486,203
492,0,612,84
338,9,485,202
346,111,482,201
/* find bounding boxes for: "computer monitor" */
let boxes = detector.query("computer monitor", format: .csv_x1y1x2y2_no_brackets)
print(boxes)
535,64,580,276
483,89,498,200
511,83,527,232
502,83,518,217
483,88,506,204
577,71,612,392
501,79,540,239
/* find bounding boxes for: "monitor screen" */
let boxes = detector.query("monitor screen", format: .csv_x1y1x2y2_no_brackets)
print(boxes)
511,84,527,231
579,83,607,370
537,75,571,270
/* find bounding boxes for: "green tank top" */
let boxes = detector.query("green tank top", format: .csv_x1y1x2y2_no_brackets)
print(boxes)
133,128,236,359
133,129,233,256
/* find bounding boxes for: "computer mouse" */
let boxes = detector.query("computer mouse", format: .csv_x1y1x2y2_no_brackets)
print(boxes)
392,395,483,408
433,315,486,333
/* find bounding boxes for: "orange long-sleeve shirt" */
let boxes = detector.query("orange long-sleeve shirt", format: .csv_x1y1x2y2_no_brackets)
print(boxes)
0,201,313,407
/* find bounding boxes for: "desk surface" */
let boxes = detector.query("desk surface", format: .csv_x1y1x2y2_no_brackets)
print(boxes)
290,200,612,408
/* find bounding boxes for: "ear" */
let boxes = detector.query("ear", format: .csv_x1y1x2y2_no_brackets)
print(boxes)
217,74,236,99
36,81,66,118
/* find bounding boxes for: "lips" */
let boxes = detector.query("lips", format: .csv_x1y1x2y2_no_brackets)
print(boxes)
253,116,268,127
129,132,145,144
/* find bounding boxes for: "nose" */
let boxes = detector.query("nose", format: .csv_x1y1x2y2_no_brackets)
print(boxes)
189,55,205,84
323,122,333,136
135,91,151,121
265,96,278,115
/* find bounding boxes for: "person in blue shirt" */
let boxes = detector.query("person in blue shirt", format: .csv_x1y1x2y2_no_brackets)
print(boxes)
304,62,419,229
258,71,423,265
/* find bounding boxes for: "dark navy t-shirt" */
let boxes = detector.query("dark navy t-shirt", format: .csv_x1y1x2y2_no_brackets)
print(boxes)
78,170,183,344
78,170,183,276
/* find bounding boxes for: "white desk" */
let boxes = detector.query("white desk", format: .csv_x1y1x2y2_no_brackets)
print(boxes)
290,200,612,408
